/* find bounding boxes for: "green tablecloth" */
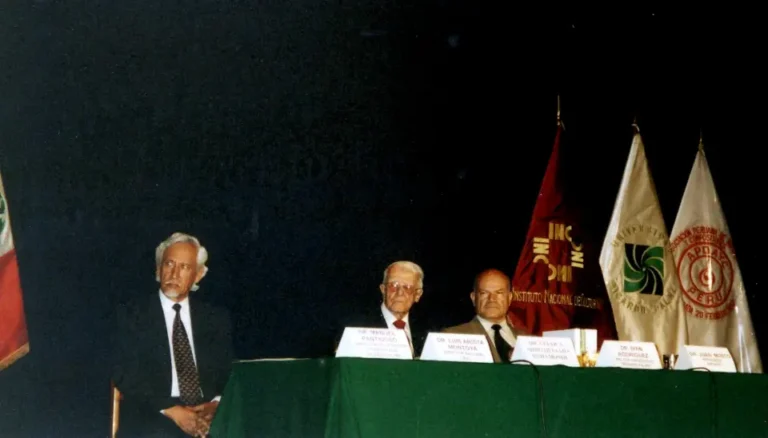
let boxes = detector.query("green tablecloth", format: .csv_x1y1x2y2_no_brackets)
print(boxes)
210,358,768,438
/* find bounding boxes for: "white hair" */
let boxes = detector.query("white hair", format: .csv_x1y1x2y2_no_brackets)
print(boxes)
155,232,209,291
382,261,424,289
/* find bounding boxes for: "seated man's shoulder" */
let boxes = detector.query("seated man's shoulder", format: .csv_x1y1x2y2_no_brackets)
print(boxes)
341,307,386,329
192,297,231,321
510,324,529,337
442,320,476,334
114,294,155,322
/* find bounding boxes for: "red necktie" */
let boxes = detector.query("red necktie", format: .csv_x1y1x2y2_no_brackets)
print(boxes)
392,319,413,356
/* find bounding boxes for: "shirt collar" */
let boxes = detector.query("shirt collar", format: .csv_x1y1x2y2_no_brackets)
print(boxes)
476,315,509,332
381,302,409,327
158,289,190,309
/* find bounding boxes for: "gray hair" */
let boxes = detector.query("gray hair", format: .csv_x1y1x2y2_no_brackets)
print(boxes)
382,261,424,289
155,232,209,291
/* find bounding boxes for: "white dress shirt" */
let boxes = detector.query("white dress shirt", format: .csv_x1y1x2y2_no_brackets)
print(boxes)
157,290,219,409
381,302,413,352
476,315,517,348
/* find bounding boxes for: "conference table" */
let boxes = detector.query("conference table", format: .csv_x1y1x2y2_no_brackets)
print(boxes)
209,357,768,437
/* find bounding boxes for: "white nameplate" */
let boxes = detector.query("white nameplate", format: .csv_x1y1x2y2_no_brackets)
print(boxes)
675,345,736,373
542,328,597,354
510,335,580,367
335,327,413,360
419,333,493,363
596,340,662,369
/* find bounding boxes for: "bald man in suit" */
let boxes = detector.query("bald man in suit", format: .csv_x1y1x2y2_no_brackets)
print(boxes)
443,269,525,363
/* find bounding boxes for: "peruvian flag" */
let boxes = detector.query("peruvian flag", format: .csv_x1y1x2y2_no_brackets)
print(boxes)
507,121,617,347
0,171,29,370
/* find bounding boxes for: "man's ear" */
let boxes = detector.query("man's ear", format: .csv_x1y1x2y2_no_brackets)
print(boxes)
195,266,207,284
470,291,476,307
504,290,514,310
413,288,423,303
379,283,386,299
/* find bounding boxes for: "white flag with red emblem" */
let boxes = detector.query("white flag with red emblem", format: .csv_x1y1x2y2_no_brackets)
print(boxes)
0,171,29,371
669,145,762,373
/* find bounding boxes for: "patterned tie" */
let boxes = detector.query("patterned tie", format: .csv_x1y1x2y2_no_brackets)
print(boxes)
172,303,202,405
492,324,511,363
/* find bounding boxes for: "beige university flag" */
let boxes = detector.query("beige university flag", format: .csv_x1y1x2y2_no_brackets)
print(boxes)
669,144,762,373
599,131,687,355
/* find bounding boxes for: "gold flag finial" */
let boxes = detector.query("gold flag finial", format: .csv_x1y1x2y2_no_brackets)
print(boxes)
556,94,565,129
698,128,704,152
631,116,639,134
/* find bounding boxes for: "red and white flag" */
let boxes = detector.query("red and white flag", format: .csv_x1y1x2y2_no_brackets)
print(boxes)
670,145,762,372
0,172,29,370
508,122,617,347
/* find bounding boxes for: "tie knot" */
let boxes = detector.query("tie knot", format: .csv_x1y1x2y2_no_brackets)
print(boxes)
393,319,406,329
173,303,181,313
492,324,501,332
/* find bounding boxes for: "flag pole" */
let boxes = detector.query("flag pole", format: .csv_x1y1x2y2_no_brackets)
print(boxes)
557,94,564,129
698,128,704,152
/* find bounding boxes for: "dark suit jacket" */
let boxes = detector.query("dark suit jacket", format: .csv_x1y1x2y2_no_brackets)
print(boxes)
443,317,525,363
112,293,234,437
336,305,428,358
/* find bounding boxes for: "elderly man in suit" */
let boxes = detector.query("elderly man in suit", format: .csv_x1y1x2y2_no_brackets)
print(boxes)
444,269,523,363
338,260,428,357
112,232,234,437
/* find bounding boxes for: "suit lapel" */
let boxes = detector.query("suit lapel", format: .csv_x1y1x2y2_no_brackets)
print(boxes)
470,318,501,363
148,294,173,395
377,311,389,329
380,311,419,358
189,299,209,399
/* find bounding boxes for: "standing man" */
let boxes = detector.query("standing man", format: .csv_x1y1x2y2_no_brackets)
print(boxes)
444,269,524,363
338,261,428,357
113,232,234,437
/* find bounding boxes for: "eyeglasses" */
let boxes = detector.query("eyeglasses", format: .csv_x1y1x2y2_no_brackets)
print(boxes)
385,281,420,295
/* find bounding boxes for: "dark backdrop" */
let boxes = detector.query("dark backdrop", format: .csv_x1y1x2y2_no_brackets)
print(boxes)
0,2,761,436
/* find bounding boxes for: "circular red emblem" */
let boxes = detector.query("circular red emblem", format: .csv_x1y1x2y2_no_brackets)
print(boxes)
677,241,734,309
